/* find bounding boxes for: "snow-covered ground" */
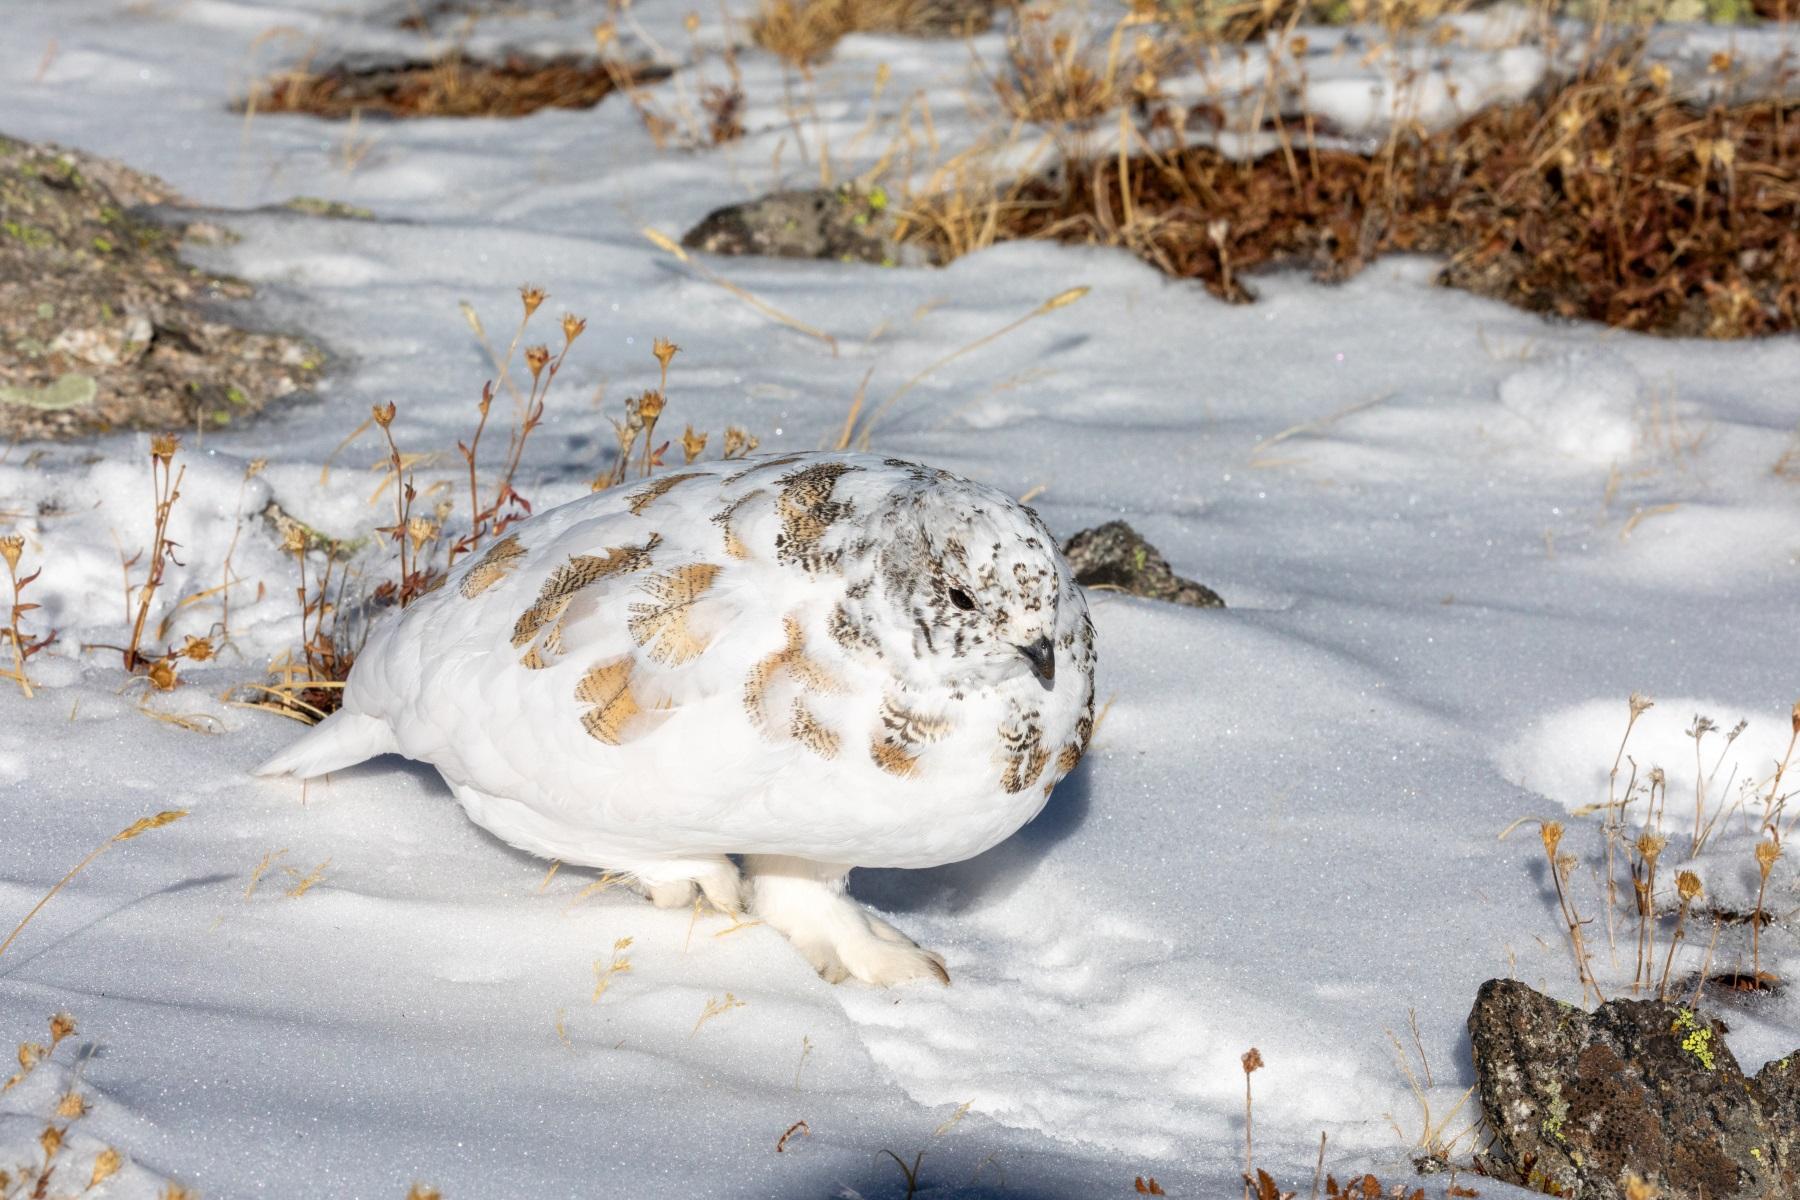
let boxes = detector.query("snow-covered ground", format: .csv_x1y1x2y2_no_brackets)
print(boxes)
3,2,1799,1197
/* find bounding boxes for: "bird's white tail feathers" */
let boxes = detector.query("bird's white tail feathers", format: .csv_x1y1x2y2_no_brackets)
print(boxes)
254,710,397,780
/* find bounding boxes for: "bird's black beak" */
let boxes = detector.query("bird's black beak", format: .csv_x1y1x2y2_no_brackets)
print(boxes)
1018,635,1055,685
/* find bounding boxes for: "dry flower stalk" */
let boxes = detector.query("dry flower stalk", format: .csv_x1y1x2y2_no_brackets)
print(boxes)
1632,831,1667,993
123,435,185,673
1753,837,1781,982
1,533,55,698
1540,820,1604,1003
1656,870,1702,999
1242,1046,1264,1200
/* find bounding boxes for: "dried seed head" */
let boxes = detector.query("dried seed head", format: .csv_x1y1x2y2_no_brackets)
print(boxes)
89,1148,121,1188
406,517,438,554
0,534,21,572
48,1014,74,1046
180,635,214,663
1629,692,1653,718
281,522,308,555
1241,1047,1264,1074
1756,839,1781,875
1650,766,1666,787
520,285,546,318
561,313,587,346
1555,851,1578,879
1540,820,1564,859
652,337,679,373
1648,63,1671,90
1708,50,1733,73
149,434,179,462
1677,871,1702,902
1790,699,1798,736
18,1042,42,1071
722,426,758,459
525,345,551,381
680,425,707,464
1636,832,1667,863
593,20,617,48
39,1124,63,1160
1043,286,1090,312
245,458,268,479
147,658,178,692
54,1092,87,1119
638,389,667,424
371,402,397,429
114,810,189,842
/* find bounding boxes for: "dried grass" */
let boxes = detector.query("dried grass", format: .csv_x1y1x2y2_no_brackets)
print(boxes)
916,44,1800,338
244,52,670,120
753,0,992,67
0,812,188,966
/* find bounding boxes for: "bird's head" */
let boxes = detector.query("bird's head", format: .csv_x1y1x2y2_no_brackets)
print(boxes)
859,466,1068,690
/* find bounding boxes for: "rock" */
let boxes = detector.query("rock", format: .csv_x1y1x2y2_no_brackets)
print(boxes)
1468,977,1800,1199
0,133,319,439
681,185,926,267
281,196,374,220
1060,521,1223,608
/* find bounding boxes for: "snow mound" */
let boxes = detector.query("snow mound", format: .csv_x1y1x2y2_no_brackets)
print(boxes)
1497,352,1643,466
1497,696,1795,824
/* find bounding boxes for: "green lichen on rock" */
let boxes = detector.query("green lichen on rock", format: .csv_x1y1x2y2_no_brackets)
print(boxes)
1672,1008,1718,1070
1469,978,1797,1200
0,373,96,411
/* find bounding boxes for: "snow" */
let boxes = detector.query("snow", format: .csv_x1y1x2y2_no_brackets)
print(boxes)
3,1,1800,1197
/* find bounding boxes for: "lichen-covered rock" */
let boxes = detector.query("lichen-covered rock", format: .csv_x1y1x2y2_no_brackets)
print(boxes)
681,185,925,267
1060,521,1223,608
1468,978,1796,1199
0,133,318,439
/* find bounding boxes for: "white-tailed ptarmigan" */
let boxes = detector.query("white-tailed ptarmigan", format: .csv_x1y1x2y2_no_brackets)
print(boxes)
256,451,1096,986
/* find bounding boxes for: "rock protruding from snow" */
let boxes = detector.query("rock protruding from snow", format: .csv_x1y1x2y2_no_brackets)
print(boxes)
1062,521,1223,608
1468,978,1799,1199
681,186,923,267
0,133,319,439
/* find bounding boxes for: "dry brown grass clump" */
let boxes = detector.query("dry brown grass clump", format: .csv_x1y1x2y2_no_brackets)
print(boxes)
246,53,671,119
926,48,1800,338
753,0,995,67
993,9,1169,125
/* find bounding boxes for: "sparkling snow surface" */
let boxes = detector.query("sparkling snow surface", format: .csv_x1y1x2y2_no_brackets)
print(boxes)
2,2,1799,1197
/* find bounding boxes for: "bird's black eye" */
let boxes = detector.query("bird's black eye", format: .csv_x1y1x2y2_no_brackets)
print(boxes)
947,586,976,612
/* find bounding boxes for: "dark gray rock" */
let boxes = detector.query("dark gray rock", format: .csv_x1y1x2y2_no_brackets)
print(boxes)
1468,977,1799,1199
1061,521,1223,608
681,186,923,267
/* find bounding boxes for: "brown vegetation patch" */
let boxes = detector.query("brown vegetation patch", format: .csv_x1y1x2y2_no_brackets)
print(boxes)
919,52,1800,338
246,53,671,120
753,0,995,67
0,135,318,440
